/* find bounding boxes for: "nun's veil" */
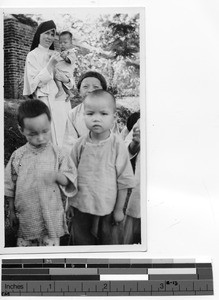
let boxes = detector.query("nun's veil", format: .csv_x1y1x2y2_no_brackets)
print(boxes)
30,20,56,51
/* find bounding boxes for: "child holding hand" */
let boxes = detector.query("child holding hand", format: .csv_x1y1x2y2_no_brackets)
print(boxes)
67,89,135,245
5,100,77,247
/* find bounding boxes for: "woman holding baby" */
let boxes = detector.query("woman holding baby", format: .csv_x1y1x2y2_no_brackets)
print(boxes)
23,20,74,147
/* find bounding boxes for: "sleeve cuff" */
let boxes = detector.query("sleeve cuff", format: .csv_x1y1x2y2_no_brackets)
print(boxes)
59,172,77,197
37,68,53,84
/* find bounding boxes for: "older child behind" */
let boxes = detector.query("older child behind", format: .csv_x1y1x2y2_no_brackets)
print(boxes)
5,100,77,247
54,31,76,101
67,90,135,245
62,71,120,152
124,119,141,244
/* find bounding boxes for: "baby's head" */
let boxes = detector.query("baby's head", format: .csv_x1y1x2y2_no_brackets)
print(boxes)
84,90,116,139
77,71,107,99
17,100,51,148
59,31,73,51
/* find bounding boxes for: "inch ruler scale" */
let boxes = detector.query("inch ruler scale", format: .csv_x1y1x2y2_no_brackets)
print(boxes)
1,258,213,297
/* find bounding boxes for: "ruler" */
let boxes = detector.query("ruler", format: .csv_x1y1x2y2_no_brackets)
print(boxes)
1,258,213,296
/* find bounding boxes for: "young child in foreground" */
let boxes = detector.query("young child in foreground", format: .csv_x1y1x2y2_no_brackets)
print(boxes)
4,100,77,247
54,31,76,101
67,89,135,245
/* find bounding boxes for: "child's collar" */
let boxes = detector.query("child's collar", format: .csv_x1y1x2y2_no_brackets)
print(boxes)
87,131,112,144
27,141,50,153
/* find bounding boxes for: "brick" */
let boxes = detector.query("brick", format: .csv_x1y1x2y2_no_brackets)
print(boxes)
4,16,36,99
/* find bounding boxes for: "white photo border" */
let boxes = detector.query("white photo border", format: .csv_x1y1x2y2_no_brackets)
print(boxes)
0,6,146,254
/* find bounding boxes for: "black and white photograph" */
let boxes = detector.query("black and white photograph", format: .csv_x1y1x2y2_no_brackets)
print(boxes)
2,7,146,253
2,1,219,298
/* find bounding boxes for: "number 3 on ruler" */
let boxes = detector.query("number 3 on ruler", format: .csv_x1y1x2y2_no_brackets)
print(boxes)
160,283,165,290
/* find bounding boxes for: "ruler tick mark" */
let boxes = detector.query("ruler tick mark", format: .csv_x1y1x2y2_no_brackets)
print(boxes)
1,259,214,296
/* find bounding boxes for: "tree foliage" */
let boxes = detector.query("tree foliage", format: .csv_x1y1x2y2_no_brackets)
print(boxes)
27,12,140,97
102,14,139,59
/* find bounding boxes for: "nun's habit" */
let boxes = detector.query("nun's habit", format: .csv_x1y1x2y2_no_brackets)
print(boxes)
23,20,73,147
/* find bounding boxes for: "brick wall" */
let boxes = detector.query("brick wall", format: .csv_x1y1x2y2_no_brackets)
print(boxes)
4,16,37,99
4,16,60,100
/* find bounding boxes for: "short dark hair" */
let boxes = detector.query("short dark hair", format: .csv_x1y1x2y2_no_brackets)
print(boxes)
84,89,116,111
59,31,72,40
127,111,140,132
17,99,51,130
77,71,107,91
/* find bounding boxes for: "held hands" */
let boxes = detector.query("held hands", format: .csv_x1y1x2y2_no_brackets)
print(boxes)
113,208,125,225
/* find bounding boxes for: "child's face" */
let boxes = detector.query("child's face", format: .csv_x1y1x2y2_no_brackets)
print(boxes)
20,113,51,148
80,77,103,99
59,34,72,51
40,29,55,49
84,95,116,138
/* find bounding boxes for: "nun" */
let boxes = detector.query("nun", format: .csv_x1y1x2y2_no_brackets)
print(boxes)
23,20,74,146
